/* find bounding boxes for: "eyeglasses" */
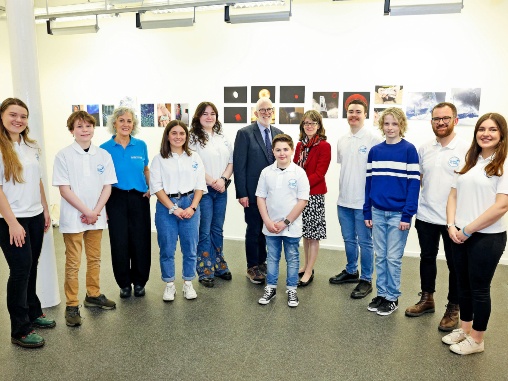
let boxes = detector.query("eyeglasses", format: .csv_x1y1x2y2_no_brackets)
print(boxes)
258,108,274,114
431,116,453,124
303,122,318,127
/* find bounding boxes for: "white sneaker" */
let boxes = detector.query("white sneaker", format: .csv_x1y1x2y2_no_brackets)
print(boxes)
163,283,176,302
182,281,197,300
442,328,467,345
450,335,484,355
287,289,299,308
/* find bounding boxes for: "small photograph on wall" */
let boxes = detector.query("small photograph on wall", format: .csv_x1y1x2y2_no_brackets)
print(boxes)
374,85,404,105
86,104,100,126
451,88,481,124
140,104,155,127
175,103,190,125
224,107,247,124
72,105,85,112
224,86,247,103
343,92,371,118
251,107,276,124
118,96,137,110
102,104,114,127
406,92,446,121
157,103,172,127
279,107,304,125
251,86,276,103
312,92,339,119
280,86,305,103
373,108,388,127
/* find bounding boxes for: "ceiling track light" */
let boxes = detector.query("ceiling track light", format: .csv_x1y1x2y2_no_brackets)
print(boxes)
135,8,195,29
384,0,463,16
46,15,99,35
225,0,291,23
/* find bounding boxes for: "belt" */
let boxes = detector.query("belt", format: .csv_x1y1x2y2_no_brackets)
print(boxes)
167,190,194,199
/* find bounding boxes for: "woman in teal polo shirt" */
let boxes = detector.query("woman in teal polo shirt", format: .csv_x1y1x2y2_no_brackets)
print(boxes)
101,107,151,298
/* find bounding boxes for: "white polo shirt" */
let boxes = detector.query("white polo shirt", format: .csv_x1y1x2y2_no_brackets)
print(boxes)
189,132,233,180
416,135,469,225
453,155,508,234
0,139,43,218
53,142,117,233
337,127,382,209
255,162,310,237
150,151,207,196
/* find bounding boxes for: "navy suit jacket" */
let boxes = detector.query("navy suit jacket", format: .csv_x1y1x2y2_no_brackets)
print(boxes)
233,122,284,203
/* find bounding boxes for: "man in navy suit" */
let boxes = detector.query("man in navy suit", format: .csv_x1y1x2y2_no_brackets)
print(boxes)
234,97,283,284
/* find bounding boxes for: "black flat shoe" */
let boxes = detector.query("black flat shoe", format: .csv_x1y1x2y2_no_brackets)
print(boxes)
199,278,215,288
120,286,132,298
216,271,232,280
134,285,145,297
298,273,314,287
298,269,314,278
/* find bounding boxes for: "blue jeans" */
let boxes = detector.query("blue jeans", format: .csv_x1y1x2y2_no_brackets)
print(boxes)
196,186,230,279
155,195,199,282
265,236,300,289
337,206,374,282
371,207,410,301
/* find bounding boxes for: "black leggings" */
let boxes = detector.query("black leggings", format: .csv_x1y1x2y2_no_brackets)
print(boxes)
451,231,507,332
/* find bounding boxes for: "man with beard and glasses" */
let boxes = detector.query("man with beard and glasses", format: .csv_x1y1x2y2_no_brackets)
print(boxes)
405,102,469,331
330,98,382,299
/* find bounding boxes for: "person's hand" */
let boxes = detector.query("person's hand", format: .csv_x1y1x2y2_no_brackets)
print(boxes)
173,207,185,220
265,220,280,234
364,220,373,228
143,191,150,198
238,197,249,208
43,208,51,233
9,221,26,247
399,221,410,231
211,178,226,193
448,226,466,244
274,220,286,232
181,207,196,219
81,209,99,225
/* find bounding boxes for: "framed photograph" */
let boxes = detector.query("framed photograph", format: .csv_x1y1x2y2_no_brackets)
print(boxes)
374,85,404,105
140,104,155,127
251,86,276,103
102,104,114,127
280,86,305,103
157,103,172,127
312,92,339,119
279,107,304,125
405,92,446,120
224,107,248,124
86,104,100,126
224,86,247,103
451,88,481,124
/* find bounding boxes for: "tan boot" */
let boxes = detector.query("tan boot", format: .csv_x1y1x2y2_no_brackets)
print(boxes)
438,303,459,332
405,292,435,317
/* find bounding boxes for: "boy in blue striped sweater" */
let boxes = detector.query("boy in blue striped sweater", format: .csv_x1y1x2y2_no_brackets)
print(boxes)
363,107,420,316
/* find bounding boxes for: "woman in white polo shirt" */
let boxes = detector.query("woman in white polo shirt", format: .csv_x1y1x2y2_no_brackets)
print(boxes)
189,102,233,288
150,120,207,301
445,112,508,355
0,98,55,348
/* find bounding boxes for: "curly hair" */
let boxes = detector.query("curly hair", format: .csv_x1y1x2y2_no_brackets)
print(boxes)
106,107,139,136
189,102,222,148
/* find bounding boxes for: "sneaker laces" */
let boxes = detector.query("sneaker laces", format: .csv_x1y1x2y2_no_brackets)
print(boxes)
262,287,274,299
67,305,81,317
287,289,297,302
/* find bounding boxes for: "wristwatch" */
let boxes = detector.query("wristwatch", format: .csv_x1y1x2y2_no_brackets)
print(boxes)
446,223,453,230
169,204,178,214
283,218,291,226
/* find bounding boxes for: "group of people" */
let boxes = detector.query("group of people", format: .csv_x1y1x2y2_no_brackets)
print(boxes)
0,96,506,357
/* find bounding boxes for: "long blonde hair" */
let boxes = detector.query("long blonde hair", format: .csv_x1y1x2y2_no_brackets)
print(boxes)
0,98,37,183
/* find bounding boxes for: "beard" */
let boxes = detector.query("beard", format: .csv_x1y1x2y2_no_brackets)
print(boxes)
433,124,454,138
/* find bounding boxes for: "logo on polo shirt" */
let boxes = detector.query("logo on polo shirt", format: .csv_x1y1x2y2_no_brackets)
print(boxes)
358,145,367,154
192,161,198,171
97,164,105,174
448,156,460,168
131,156,143,160
288,179,297,189
35,153,40,161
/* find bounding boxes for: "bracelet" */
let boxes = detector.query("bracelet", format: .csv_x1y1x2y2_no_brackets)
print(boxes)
221,176,228,182
168,204,178,215
462,227,472,238
191,206,196,212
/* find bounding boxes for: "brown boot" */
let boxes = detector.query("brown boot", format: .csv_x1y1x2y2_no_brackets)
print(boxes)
405,292,435,317
438,303,459,332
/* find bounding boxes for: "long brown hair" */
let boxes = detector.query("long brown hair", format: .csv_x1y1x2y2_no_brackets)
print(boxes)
458,113,508,177
159,120,192,159
190,102,222,148
0,98,37,183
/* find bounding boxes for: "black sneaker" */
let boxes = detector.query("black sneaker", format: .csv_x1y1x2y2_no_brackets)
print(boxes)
368,296,385,312
287,289,299,308
351,280,373,299
329,269,359,284
377,299,399,316
258,286,276,305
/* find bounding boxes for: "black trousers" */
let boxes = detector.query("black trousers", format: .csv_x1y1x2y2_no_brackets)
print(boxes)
0,213,44,338
415,219,458,304
451,231,506,332
106,188,151,288
244,202,267,269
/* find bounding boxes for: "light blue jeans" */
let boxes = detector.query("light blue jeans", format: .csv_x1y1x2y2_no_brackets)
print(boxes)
155,195,199,282
371,207,410,301
265,236,300,289
337,206,374,282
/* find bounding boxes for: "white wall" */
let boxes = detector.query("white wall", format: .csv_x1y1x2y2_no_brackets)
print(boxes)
1,0,508,263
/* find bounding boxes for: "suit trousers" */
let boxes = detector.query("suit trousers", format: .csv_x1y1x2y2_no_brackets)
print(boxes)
244,202,267,268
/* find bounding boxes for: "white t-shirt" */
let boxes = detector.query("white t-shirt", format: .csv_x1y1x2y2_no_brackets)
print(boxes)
416,136,469,225
0,139,43,218
453,155,508,234
189,132,233,180
52,142,117,233
337,127,382,209
150,151,207,196
255,162,310,237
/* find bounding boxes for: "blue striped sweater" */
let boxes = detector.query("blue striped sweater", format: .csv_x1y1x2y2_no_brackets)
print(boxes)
363,139,420,223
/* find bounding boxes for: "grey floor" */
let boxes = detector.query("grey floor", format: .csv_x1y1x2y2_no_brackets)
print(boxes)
0,229,507,381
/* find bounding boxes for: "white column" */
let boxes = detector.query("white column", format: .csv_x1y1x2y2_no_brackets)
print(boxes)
5,0,60,307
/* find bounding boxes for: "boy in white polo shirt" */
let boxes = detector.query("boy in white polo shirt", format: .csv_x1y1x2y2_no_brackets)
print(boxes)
53,111,118,327
256,134,310,307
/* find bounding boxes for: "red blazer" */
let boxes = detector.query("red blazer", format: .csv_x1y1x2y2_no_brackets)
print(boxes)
294,140,331,195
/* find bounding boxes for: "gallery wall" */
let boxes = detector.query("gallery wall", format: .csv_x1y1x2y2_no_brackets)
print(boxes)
1,0,508,263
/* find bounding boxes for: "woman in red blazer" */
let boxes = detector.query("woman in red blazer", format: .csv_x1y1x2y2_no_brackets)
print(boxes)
294,110,331,286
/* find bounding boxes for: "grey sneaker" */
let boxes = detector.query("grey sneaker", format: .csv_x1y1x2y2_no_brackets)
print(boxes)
442,328,467,345
65,306,82,327
84,294,116,310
